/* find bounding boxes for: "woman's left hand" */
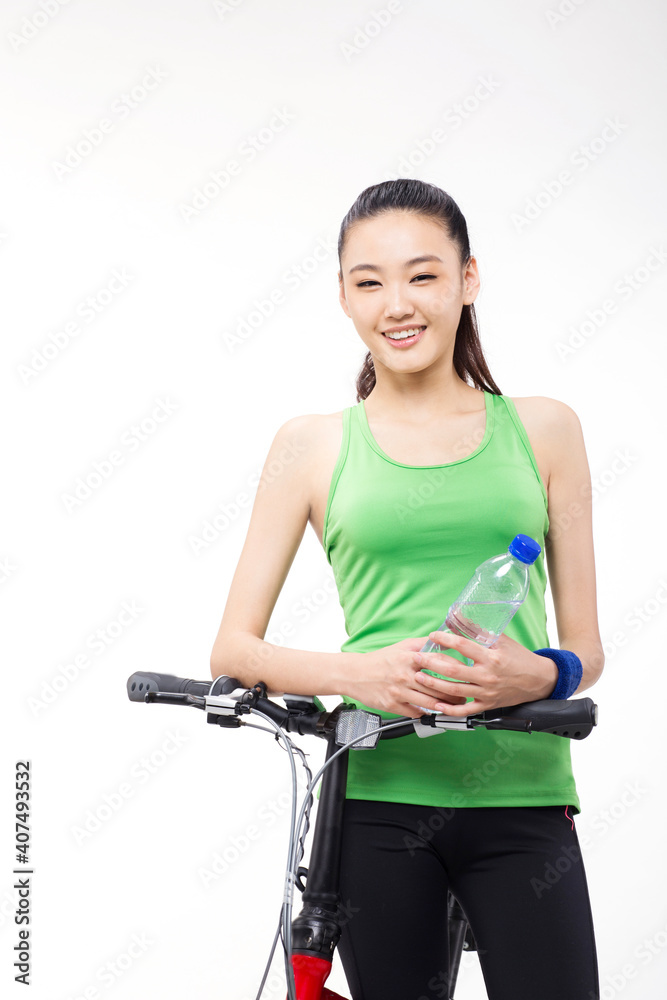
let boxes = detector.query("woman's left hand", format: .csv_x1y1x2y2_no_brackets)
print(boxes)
414,630,559,715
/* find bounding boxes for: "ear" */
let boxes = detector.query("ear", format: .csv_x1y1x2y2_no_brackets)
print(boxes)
462,256,481,306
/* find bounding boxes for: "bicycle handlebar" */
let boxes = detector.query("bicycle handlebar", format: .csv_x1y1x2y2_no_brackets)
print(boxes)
126,671,598,741
126,670,244,699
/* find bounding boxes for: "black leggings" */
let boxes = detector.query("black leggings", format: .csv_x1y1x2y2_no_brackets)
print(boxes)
336,799,599,1000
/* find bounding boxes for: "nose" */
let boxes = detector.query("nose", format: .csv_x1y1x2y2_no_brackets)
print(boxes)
382,283,416,321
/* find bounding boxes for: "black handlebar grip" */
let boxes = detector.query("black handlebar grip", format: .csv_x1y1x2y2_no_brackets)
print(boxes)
126,671,243,702
483,698,597,739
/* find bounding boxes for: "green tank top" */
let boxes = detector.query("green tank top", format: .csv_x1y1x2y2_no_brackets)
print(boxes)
322,390,580,813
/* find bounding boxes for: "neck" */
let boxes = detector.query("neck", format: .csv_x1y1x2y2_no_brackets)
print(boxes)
364,363,481,421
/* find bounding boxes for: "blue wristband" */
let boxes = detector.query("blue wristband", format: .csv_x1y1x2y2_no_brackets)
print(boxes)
533,648,583,700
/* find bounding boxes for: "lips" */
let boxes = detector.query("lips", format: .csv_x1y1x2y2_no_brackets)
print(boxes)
381,325,427,347
382,325,427,338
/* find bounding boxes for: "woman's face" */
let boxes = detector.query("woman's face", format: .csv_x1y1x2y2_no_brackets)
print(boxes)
338,210,479,376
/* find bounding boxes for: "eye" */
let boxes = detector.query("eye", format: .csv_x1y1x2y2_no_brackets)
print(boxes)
356,274,437,288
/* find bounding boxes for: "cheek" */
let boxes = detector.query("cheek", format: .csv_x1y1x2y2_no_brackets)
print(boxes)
427,290,460,320
348,298,378,330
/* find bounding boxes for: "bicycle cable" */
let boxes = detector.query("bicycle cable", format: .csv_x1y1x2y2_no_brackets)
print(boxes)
246,710,303,1000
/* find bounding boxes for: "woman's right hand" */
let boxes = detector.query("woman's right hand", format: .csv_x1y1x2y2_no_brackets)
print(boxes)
346,637,469,718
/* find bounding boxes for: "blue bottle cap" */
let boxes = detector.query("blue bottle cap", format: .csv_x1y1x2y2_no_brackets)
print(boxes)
508,534,541,564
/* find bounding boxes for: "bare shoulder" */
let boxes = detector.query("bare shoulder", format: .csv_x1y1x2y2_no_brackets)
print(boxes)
269,411,346,531
509,396,588,493
268,410,345,490
510,395,583,445
271,410,344,451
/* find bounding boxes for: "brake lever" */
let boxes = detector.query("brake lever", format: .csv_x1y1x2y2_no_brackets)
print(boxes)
145,691,207,709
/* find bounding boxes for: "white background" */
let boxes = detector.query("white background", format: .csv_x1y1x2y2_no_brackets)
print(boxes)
3,1,666,998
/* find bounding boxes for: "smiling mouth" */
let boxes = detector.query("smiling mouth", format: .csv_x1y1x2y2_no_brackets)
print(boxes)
382,325,427,342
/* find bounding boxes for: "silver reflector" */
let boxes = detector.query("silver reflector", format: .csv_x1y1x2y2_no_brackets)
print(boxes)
335,708,382,749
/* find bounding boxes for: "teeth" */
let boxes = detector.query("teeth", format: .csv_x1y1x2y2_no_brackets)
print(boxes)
385,327,424,340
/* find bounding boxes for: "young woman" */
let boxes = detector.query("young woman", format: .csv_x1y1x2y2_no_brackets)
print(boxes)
210,178,604,1000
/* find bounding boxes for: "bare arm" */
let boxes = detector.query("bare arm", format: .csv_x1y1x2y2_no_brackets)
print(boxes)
411,396,605,713
209,415,362,697
540,398,605,692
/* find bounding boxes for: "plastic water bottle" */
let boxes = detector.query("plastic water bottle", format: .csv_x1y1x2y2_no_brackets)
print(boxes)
415,534,541,708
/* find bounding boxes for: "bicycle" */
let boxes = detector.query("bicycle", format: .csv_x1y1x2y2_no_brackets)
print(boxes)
126,669,598,1000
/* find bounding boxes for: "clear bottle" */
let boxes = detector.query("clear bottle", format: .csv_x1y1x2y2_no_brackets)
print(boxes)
416,534,542,706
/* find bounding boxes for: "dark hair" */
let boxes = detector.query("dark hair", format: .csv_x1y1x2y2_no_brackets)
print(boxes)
337,178,502,401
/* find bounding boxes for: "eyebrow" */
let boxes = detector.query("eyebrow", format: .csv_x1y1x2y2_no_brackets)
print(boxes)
348,254,444,275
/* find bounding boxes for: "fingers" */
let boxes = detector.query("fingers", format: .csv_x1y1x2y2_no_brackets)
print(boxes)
397,699,436,719
426,629,481,660
414,668,479,708
405,671,486,716
416,661,477,687
402,637,433,652
402,682,466,718
406,687,478,717
416,660,476,684
416,647,477,673
431,699,483,717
